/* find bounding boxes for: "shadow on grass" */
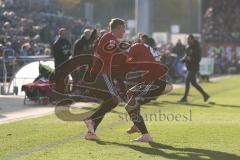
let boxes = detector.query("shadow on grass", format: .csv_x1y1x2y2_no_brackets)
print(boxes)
168,93,193,97
161,100,240,109
96,141,240,160
208,102,240,108
144,101,165,106
77,106,124,114
162,101,212,108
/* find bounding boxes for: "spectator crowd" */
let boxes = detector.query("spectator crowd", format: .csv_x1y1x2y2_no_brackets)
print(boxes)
0,0,89,57
0,0,239,83
202,0,240,74
202,0,240,43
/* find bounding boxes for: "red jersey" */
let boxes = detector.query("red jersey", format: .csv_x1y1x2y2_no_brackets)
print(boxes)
128,43,167,83
128,43,156,63
92,32,119,75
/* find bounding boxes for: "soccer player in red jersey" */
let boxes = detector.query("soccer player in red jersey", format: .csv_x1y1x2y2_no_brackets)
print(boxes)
84,18,126,141
125,35,169,142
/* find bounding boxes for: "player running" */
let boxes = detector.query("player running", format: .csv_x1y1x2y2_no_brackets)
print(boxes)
84,18,127,141
124,35,169,142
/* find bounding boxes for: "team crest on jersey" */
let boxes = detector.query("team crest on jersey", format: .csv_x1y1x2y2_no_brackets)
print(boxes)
103,40,117,53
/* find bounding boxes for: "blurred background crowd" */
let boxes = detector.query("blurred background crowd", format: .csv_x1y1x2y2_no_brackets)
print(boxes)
0,0,90,57
0,0,240,84
202,0,240,43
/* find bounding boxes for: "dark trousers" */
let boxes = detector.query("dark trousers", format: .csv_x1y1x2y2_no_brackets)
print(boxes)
127,108,149,134
125,97,149,134
90,96,119,131
87,74,119,131
183,71,208,99
124,80,167,135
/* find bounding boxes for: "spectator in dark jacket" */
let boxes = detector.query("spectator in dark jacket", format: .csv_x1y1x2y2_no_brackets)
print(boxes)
71,29,97,85
172,39,186,58
179,35,209,103
52,28,71,68
73,28,97,56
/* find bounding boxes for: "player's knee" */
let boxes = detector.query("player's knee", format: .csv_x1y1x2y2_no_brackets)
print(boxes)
125,99,139,113
125,105,132,113
191,81,198,86
109,96,119,108
126,90,134,98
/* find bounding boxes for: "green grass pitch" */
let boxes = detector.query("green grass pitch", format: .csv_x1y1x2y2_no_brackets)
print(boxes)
1,76,240,160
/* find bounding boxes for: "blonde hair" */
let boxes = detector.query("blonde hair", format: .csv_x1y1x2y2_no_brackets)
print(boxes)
109,18,125,30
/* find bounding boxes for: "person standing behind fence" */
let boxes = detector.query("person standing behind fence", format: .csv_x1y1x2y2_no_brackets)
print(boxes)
178,35,210,103
52,28,71,69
